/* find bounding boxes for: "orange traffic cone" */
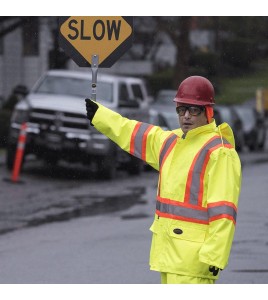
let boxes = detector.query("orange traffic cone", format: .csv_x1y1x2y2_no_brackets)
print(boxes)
11,122,27,183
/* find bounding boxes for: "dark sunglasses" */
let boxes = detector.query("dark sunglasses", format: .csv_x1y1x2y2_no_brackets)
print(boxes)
176,105,205,116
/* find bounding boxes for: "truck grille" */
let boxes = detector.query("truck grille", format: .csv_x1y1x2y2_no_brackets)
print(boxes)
29,108,89,131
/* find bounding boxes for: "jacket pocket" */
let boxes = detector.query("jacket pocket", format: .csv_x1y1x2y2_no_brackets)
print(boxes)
149,219,166,266
149,219,159,233
168,224,206,243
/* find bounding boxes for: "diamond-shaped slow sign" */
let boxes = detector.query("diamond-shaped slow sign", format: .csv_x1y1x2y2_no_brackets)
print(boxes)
59,16,133,68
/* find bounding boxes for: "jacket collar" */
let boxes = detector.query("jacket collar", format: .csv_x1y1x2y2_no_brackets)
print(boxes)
173,119,235,147
174,119,217,139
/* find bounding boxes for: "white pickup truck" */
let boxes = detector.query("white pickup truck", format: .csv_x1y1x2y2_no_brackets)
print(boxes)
7,69,152,179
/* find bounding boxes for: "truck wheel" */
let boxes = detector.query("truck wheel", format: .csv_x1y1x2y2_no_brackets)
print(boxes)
249,143,257,152
97,157,116,180
6,144,18,171
257,130,266,150
127,156,143,175
44,155,59,168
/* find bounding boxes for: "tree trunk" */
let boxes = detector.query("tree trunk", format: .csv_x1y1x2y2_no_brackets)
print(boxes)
173,17,191,88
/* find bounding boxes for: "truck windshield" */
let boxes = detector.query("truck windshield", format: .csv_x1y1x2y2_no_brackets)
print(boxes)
34,75,113,102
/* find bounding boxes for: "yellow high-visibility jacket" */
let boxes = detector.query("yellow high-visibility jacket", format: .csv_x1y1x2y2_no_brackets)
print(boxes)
92,103,242,280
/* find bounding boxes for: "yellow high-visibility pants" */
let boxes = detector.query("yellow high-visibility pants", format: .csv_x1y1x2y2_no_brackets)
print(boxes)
161,273,215,284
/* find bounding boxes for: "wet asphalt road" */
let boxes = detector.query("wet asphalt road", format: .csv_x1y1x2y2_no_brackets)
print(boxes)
0,148,268,236
0,148,268,285
0,148,268,284
0,156,157,235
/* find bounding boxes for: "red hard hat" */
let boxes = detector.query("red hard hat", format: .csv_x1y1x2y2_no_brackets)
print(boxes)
173,76,215,106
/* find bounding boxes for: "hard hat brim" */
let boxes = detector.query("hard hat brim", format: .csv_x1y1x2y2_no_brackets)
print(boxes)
173,97,215,106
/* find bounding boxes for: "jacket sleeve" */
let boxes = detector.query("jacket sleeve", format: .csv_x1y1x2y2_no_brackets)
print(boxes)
92,102,167,171
198,147,242,270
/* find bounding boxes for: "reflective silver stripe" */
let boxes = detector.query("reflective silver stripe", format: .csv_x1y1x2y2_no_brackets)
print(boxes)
132,123,152,159
20,129,27,135
17,142,25,150
159,134,177,167
156,199,209,222
188,137,230,205
156,199,237,223
208,204,237,222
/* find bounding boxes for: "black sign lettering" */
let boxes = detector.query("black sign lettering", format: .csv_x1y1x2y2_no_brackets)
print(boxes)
67,19,79,40
81,20,91,40
93,20,105,40
67,19,122,42
107,20,121,40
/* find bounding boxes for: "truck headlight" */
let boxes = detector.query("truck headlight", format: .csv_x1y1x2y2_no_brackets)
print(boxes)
11,109,29,124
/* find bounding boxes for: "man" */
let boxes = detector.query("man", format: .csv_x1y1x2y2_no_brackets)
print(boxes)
85,75,242,284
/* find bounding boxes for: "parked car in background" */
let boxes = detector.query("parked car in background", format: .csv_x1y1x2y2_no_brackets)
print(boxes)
213,104,245,152
150,89,179,130
155,89,177,106
149,109,179,131
7,70,151,179
232,105,266,151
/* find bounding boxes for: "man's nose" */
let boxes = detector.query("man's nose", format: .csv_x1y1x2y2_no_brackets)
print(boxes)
184,109,191,118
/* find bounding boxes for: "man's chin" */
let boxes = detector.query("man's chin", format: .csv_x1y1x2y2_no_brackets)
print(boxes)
182,125,192,133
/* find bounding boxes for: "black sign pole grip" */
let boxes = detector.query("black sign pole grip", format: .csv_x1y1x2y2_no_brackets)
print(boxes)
91,54,99,101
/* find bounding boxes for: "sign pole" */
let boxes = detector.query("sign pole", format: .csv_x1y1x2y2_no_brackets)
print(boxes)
91,54,99,101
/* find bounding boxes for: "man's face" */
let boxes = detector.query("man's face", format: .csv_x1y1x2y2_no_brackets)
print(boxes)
176,104,208,134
